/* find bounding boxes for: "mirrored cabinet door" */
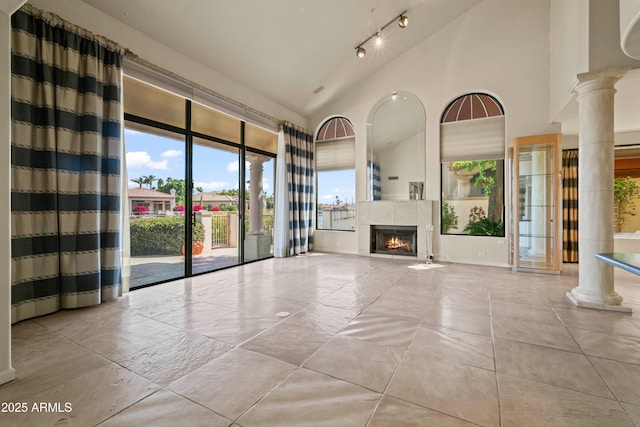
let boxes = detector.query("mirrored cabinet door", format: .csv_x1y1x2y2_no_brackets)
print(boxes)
510,134,562,273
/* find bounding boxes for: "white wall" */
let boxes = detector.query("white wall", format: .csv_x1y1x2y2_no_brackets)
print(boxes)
310,0,557,267
0,0,25,387
589,0,640,72
549,0,589,122
28,0,307,129
620,0,640,58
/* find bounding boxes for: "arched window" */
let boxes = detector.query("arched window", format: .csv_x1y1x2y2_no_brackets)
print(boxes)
440,93,505,236
315,117,356,231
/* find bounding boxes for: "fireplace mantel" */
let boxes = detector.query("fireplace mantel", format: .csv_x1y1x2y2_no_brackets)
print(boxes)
357,200,434,259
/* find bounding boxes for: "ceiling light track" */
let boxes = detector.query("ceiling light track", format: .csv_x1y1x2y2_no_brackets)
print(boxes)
355,10,408,58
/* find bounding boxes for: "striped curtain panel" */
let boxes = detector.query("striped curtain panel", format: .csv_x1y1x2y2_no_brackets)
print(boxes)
283,124,314,255
562,149,579,263
11,5,124,323
367,160,381,201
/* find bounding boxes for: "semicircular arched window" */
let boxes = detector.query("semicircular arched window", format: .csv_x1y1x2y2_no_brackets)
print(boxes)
440,93,505,237
316,116,355,141
315,117,356,232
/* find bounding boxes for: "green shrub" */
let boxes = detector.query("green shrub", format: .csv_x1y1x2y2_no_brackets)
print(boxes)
464,217,504,236
614,176,640,231
130,217,205,256
441,201,458,234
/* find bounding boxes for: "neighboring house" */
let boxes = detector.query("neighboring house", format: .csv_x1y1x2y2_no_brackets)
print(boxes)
194,192,238,210
128,187,176,214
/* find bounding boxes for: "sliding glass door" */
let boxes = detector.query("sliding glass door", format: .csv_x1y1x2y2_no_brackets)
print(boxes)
125,124,186,288
192,137,241,275
123,74,278,289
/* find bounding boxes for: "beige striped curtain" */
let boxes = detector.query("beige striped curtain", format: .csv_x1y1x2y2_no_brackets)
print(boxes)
11,5,124,323
562,149,579,262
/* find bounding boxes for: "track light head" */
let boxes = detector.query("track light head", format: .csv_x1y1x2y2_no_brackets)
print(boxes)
373,32,383,46
398,14,409,28
354,11,407,61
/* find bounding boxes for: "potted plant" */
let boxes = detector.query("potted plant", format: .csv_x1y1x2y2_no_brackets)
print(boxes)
614,176,640,232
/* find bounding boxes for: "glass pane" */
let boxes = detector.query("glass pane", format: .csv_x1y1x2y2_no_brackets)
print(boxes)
191,102,241,143
317,169,356,231
124,76,185,128
244,153,275,261
125,123,186,288
441,160,505,236
192,137,241,274
245,123,278,154
517,143,555,269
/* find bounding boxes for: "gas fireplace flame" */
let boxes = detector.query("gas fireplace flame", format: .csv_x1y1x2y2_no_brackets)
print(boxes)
385,236,411,252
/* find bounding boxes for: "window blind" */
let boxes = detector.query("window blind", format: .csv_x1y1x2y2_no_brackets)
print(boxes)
316,138,355,171
440,116,505,161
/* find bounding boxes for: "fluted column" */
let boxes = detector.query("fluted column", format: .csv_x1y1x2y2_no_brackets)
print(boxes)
248,158,264,235
244,154,271,261
567,67,631,312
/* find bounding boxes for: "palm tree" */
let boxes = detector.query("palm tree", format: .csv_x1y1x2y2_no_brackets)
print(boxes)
143,175,157,189
131,177,144,188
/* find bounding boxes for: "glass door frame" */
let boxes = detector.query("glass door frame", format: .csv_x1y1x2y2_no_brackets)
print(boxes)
509,133,562,273
125,102,276,288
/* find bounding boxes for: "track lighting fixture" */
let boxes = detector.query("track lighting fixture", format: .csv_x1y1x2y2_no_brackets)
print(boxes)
354,10,408,59
398,14,408,28
373,32,383,46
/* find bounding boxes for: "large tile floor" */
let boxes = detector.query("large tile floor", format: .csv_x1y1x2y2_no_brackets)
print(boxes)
3,253,640,426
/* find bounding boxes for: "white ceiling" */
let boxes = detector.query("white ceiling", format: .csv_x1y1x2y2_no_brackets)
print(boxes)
80,0,482,117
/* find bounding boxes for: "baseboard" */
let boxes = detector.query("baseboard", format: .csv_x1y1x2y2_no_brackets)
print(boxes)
0,367,16,385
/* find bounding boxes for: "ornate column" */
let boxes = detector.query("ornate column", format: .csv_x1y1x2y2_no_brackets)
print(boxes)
567,67,631,312
248,157,264,235
244,154,271,260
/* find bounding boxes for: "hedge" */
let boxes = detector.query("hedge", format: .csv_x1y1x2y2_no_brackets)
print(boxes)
130,217,205,256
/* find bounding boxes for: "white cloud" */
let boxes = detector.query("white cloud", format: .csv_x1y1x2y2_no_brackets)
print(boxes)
227,160,250,173
126,151,168,170
195,181,230,191
124,128,143,136
333,187,355,194
161,149,182,158
227,161,239,172
320,194,334,201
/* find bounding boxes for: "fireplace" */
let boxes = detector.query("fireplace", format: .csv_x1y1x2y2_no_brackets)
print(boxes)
370,225,417,256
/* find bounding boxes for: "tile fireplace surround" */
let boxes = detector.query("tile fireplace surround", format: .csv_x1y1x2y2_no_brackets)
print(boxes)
357,201,434,260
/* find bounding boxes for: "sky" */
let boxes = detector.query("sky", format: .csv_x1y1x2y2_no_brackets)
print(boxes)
125,128,356,206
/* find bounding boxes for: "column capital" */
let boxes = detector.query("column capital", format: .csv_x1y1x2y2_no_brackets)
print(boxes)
247,153,270,164
574,67,629,96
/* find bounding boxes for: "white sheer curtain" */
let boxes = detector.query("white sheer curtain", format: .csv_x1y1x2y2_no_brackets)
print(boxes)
274,128,289,257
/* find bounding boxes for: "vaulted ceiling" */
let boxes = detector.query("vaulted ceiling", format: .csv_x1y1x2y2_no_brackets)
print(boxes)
80,0,482,117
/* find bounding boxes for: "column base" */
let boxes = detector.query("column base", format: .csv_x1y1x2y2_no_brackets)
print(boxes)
244,234,272,261
566,289,632,313
0,367,15,385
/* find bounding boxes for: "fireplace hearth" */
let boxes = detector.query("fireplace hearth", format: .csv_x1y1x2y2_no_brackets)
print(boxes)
370,225,417,256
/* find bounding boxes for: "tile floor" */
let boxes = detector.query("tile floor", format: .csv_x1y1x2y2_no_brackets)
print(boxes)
3,253,640,426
